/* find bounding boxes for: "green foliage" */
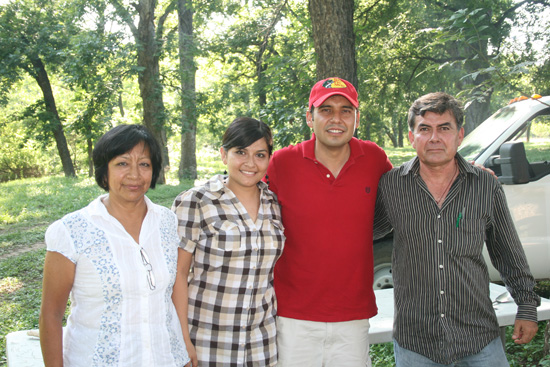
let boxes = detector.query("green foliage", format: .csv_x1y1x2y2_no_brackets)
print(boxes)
535,281,550,299
194,0,316,149
0,0,550,178
371,342,396,366
0,0,78,100
0,124,47,182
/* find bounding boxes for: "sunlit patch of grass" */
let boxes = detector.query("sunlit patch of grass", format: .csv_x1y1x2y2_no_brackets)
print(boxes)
0,176,103,227
382,146,416,167
0,277,23,294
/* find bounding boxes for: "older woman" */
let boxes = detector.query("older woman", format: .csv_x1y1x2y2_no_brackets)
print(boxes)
171,117,285,366
39,125,191,367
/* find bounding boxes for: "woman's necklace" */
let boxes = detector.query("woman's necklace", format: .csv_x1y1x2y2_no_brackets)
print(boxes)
435,162,458,206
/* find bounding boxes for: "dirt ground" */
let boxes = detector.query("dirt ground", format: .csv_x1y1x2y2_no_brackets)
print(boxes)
0,242,45,261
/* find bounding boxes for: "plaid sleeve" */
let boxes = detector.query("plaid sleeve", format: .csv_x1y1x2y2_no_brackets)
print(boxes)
171,189,202,254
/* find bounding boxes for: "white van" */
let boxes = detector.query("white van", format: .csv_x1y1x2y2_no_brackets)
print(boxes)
373,95,550,289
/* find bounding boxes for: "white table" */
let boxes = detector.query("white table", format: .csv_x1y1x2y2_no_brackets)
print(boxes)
6,283,550,366
368,282,550,344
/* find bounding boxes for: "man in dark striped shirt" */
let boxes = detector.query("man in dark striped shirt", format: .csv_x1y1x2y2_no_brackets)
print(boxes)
374,92,541,366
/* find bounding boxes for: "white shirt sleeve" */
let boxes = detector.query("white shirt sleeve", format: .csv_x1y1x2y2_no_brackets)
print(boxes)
45,219,78,263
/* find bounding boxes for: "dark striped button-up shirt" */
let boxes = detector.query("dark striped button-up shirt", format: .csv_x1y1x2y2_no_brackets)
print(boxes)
374,154,540,364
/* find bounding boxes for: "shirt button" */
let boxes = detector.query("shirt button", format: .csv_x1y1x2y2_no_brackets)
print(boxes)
437,215,441,219
438,239,442,244
441,314,445,318
326,174,330,178
440,290,445,295
439,265,444,269
253,248,258,251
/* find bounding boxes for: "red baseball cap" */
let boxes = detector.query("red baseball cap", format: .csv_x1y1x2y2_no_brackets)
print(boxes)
308,77,359,110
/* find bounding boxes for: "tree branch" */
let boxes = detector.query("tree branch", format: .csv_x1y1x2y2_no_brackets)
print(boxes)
495,0,550,29
110,0,138,38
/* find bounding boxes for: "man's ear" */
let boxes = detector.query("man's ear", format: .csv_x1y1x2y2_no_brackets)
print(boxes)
408,130,416,149
306,110,314,128
458,126,465,146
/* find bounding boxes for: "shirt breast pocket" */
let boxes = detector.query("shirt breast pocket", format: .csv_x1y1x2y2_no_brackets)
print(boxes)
451,218,486,257
205,220,243,251
264,219,285,250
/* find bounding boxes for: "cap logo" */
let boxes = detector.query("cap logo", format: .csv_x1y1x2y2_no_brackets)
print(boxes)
322,78,347,89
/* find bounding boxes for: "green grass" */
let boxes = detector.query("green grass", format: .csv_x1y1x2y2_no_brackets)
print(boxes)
383,146,417,167
525,141,550,162
0,250,46,365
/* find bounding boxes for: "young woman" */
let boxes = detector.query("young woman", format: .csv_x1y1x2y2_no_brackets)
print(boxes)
172,117,285,366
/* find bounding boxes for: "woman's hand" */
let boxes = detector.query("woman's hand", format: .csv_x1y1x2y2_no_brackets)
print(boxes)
184,338,198,367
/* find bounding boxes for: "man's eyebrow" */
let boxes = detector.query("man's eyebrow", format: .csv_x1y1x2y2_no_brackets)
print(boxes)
318,103,354,109
418,121,453,128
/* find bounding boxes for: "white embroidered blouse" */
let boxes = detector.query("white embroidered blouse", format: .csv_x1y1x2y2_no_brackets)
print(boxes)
45,194,190,367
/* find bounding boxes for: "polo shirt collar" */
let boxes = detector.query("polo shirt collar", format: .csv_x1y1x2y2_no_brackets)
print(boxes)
302,134,365,163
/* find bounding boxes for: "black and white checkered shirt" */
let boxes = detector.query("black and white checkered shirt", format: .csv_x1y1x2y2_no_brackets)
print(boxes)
172,175,285,366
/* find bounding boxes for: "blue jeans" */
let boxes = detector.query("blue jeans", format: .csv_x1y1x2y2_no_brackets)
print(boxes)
393,338,510,367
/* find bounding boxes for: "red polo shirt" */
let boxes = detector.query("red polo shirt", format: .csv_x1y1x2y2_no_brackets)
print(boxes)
267,136,392,322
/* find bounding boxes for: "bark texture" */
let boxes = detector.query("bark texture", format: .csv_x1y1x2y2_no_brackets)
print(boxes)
136,0,168,183
177,0,197,180
308,0,358,88
31,56,76,177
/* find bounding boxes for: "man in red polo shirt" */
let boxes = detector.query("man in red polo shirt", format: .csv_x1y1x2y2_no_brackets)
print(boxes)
267,77,392,366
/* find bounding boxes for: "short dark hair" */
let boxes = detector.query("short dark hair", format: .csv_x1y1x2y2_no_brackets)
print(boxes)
408,92,464,130
93,124,162,191
222,117,273,156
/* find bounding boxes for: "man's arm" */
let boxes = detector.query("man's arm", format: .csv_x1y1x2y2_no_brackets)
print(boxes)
485,184,541,335
373,176,393,240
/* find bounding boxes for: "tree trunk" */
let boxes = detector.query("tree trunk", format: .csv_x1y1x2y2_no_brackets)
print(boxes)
177,0,197,180
308,0,358,88
31,57,76,177
137,0,168,184
462,39,492,136
87,138,94,177
118,93,125,117
464,85,492,136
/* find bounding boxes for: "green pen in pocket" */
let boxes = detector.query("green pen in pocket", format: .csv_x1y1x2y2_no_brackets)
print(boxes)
456,207,465,228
